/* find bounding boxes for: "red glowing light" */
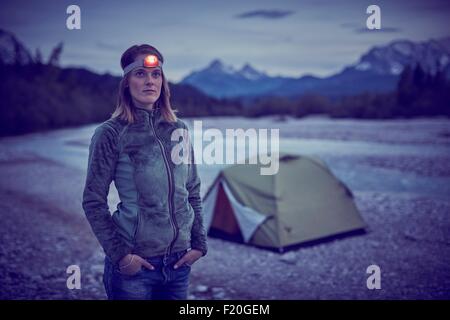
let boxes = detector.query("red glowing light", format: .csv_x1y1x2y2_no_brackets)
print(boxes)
144,55,159,67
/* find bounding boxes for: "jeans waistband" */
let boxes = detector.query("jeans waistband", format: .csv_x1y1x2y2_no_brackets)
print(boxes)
105,249,189,266
143,249,188,261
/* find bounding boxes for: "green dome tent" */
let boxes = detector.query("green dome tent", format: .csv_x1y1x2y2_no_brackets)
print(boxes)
202,153,366,251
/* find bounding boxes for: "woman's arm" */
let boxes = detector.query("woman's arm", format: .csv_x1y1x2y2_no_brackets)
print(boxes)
82,124,132,265
186,142,208,256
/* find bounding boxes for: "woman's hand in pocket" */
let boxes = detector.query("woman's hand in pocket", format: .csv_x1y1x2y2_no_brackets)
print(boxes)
118,254,154,275
173,249,203,269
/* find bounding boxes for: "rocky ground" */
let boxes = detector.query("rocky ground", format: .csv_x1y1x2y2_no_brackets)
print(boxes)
0,117,449,300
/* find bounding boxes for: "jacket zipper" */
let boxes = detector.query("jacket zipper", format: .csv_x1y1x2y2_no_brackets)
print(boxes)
149,112,179,256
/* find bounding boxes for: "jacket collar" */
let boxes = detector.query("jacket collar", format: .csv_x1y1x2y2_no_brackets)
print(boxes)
134,106,162,125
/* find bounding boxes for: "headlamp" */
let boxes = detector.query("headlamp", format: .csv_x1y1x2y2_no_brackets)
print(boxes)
123,54,163,76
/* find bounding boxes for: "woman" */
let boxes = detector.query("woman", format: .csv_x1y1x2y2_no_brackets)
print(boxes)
82,44,207,300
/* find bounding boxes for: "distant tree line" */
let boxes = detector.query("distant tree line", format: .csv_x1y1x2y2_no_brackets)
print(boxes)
245,64,450,119
0,63,119,136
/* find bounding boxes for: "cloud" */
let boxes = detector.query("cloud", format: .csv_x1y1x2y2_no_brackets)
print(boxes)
235,9,294,20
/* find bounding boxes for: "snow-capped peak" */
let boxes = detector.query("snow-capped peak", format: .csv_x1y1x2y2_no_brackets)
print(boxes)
207,59,236,74
352,37,450,76
239,63,266,80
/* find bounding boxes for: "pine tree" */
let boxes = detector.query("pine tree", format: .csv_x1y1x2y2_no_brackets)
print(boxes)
47,42,64,66
397,65,414,109
34,48,43,64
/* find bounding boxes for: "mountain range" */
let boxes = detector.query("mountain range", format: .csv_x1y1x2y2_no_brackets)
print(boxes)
181,37,450,99
1,27,449,101
1,28,448,136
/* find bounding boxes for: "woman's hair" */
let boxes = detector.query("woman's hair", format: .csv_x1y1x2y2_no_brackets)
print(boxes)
111,44,178,123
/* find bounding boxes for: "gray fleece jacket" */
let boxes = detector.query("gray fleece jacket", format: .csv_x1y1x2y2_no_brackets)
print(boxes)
82,106,207,266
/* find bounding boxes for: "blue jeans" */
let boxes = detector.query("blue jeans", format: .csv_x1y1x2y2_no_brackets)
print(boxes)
103,249,191,300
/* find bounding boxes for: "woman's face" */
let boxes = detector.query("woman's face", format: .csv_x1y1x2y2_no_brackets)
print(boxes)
127,54,163,108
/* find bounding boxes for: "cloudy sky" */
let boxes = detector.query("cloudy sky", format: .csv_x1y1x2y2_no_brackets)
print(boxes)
1,0,449,82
